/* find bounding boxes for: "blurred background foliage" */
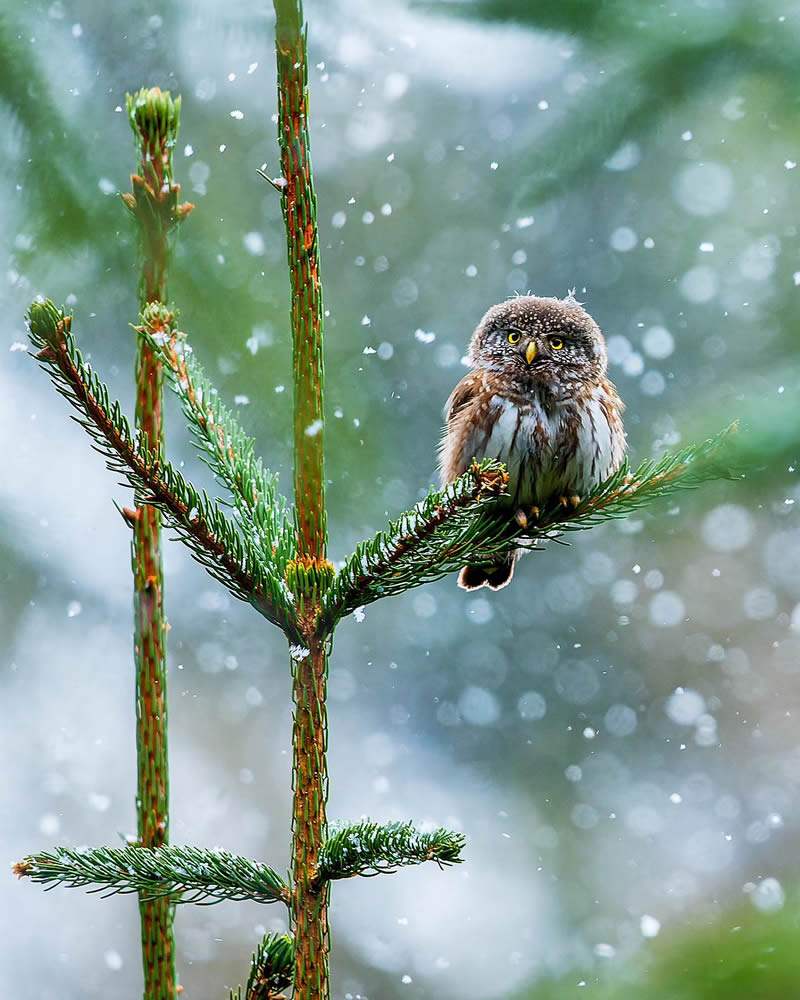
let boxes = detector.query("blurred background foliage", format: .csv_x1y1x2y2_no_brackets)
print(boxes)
2,0,799,998
526,899,800,999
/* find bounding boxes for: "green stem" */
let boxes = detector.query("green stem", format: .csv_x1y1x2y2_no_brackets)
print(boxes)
273,3,330,998
126,86,187,1000
290,637,329,1000
274,0,326,562
134,336,174,1000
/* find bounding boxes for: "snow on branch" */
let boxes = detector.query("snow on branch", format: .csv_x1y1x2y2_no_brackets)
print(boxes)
26,299,300,640
14,844,290,907
319,459,510,628
137,303,295,577
321,424,738,631
316,820,466,881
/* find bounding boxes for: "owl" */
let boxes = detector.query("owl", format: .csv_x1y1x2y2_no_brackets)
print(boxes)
439,293,626,591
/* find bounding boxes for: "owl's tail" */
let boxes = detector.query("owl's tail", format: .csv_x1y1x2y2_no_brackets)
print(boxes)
458,552,516,591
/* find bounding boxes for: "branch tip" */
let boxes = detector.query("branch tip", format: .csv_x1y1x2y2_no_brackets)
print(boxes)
13,860,32,879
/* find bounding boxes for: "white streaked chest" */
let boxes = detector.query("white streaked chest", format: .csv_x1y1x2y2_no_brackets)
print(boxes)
478,388,621,504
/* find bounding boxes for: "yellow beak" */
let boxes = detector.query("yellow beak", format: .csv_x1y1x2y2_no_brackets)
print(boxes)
525,341,537,364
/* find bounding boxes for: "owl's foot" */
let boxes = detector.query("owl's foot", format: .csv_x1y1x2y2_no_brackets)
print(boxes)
514,505,540,529
559,494,581,510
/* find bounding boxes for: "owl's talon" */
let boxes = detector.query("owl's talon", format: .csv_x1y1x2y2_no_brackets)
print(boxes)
569,494,581,509
514,505,541,530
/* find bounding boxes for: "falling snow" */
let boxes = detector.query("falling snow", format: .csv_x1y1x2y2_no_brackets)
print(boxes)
640,914,661,938
9,11,800,996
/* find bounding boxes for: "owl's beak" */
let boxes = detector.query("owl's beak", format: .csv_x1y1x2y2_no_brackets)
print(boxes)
525,341,537,364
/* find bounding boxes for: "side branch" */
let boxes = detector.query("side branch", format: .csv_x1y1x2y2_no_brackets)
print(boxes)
322,425,737,630
27,301,300,640
229,933,295,1000
14,845,290,907
319,460,509,629
316,820,466,882
524,422,740,535
138,304,295,575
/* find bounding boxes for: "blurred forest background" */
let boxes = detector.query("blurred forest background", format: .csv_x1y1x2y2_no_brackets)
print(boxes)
2,0,800,997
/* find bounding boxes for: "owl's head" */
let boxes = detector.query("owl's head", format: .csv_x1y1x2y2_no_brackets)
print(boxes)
468,293,609,391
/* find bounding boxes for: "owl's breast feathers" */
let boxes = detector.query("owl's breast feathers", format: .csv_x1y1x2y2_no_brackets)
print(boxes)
439,369,626,506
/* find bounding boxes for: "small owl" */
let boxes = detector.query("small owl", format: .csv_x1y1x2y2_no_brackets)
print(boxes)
439,293,626,590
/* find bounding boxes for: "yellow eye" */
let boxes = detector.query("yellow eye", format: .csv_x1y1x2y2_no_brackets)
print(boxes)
507,331,521,344
549,336,564,350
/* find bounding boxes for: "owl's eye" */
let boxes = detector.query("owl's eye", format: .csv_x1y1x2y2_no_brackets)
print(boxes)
549,336,564,350
507,331,521,344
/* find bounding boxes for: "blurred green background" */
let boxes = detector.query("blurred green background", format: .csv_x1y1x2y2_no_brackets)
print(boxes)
2,0,800,997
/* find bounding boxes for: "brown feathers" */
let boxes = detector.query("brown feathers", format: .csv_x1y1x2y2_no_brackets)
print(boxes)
439,295,627,590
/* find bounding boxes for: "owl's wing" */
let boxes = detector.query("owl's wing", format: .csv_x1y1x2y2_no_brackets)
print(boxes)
443,374,479,425
439,375,483,485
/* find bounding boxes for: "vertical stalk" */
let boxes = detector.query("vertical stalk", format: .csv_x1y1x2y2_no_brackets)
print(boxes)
133,336,173,1000
290,635,329,1000
124,88,192,1000
273,4,331,998
275,0,326,558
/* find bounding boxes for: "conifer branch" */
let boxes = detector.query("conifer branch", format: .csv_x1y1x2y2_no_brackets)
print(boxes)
316,820,466,881
517,422,740,537
319,459,511,628
14,845,290,907
137,304,296,576
229,934,295,1000
322,426,737,628
26,300,301,641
